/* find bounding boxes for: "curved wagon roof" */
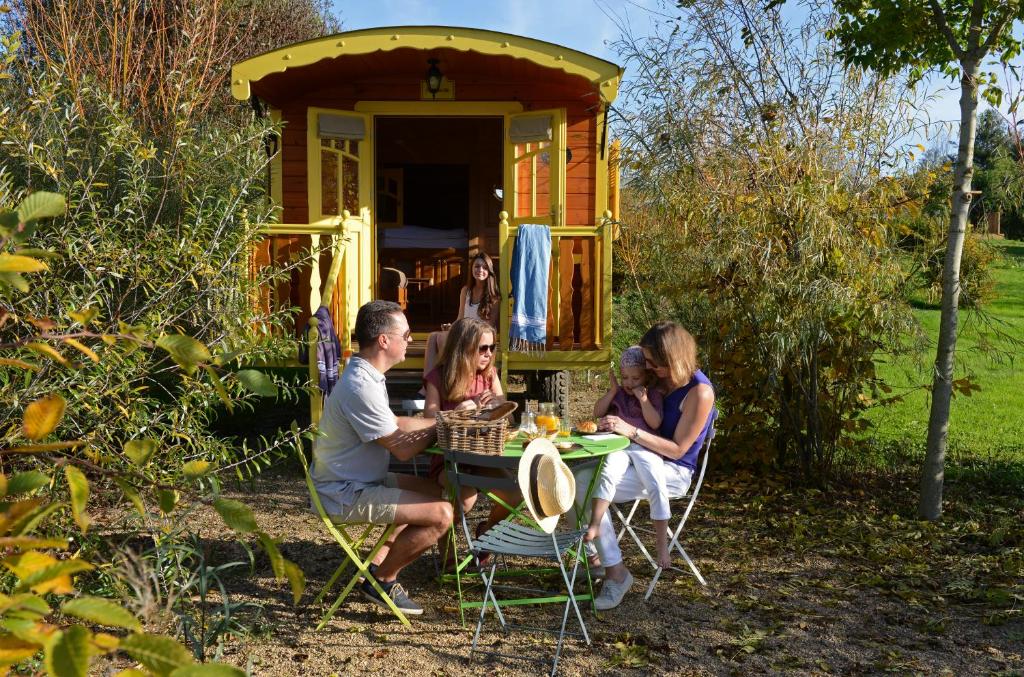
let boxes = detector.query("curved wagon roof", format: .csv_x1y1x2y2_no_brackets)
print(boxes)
230,25,624,104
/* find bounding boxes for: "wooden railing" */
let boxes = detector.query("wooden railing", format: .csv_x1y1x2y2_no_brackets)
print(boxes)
250,215,358,351
497,210,613,379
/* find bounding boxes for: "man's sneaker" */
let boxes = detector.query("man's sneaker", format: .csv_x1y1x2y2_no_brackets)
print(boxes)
359,578,424,616
594,570,633,611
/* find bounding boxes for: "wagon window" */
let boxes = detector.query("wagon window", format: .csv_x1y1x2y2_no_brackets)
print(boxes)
513,141,552,219
318,114,364,218
320,139,360,217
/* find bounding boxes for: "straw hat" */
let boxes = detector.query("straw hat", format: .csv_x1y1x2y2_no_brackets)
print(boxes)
518,438,576,533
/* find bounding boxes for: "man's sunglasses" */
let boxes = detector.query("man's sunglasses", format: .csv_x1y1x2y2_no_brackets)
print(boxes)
478,343,497,354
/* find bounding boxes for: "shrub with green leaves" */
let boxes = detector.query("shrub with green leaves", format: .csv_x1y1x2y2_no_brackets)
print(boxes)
611,0,923,478
1,193,305,675
0,63,300,477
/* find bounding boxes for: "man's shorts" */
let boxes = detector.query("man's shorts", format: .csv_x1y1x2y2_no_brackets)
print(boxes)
326,473,402,525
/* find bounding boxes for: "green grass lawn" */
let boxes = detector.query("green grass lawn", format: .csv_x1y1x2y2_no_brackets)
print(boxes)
866,238,1024,462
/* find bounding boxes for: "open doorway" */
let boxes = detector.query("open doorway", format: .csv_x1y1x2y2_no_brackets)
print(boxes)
375,116,503,331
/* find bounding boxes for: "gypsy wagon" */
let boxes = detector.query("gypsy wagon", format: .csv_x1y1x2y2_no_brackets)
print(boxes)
230,26,623,415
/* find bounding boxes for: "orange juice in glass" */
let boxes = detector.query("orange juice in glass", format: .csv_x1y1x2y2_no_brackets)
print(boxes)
537,403,559,434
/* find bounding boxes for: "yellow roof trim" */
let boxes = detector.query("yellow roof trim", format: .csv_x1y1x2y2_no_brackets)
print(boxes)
231,26,623,103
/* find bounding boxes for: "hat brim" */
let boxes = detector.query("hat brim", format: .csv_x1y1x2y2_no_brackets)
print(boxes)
518,438,563,533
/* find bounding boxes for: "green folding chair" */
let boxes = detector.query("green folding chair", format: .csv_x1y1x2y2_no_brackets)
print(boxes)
451,451,590,676
298,450,411,628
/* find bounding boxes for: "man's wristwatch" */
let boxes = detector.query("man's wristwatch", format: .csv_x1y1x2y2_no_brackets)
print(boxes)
631,427,641,442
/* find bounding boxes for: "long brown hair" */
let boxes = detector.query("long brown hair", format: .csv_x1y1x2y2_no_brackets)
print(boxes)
464,252,498,322
438,317,495,401
640,321,699,387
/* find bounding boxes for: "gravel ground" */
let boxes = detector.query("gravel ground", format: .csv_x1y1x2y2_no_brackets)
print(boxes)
178,373,1022,675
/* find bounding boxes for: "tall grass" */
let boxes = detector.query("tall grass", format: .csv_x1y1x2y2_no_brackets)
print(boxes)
866,238,1024,462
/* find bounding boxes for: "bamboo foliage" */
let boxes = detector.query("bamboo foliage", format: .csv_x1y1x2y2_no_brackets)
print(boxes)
11,0,337,133
610,0,926,479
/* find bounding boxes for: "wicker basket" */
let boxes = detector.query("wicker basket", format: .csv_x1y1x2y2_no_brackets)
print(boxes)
435,401,519,455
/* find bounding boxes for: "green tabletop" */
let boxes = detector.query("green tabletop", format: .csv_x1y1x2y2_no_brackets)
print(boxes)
426,433,629,460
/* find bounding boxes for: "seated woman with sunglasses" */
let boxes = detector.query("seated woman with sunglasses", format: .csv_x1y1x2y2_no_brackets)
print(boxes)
423,317,516,569
575,321,716,611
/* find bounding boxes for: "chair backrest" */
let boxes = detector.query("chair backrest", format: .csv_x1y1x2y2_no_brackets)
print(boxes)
443,449,520,496
296,448,331,521
676,411,716,530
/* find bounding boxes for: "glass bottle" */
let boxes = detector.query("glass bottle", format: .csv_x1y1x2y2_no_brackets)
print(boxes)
521,408,538,436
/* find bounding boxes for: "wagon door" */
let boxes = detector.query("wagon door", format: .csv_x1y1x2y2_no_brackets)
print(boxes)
308,109,374,345
498,110,566,364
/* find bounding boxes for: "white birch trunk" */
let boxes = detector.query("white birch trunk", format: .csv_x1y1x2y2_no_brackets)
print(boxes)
919,59,980,521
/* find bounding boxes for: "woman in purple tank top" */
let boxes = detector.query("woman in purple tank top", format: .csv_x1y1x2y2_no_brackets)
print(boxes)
581,321,716,611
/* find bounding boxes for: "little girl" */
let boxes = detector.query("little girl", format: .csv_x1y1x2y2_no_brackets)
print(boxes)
586,346,671,565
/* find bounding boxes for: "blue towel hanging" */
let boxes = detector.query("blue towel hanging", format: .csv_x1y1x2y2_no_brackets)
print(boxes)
509,224,551,353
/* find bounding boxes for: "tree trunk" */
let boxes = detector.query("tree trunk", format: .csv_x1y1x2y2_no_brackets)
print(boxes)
919,60,980,521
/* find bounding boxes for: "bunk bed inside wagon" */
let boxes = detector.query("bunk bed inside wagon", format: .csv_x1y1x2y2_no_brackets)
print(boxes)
233,26,623,415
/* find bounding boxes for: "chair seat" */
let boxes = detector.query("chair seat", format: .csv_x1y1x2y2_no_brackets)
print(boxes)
473,521,585,558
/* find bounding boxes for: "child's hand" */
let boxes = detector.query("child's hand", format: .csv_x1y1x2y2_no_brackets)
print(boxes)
634,385,648,402
608,367,619,393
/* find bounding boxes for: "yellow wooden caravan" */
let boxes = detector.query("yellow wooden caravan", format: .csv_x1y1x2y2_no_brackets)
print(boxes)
231,26,623,414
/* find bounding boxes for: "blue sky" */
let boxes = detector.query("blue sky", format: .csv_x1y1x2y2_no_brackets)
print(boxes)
333,0,635,65
332,0,965,150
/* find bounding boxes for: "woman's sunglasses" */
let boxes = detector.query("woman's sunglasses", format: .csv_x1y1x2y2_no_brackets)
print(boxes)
478,343,497,354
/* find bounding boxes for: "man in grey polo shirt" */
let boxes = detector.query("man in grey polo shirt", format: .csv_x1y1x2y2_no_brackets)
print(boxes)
312,300,452,616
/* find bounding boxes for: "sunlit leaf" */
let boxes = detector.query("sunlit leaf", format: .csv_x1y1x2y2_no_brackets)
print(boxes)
17,191,65,224
25,342,70,366
0,593,51,618
62,338,99,363
123,439,157,467
91,632,120,651
44,626,91,677
22,394,66,440
156,334,211,375
235,369,278,397
157,490,178,515
61,597,141,632
64,467,90,533
212,351,241,367
0,271,30,292
0,634,40,666
114,479,145,515
203,365,232,413
182,460,212,480
213,498,258,534
3,499,61,537
257,532,284,579
68,307,99,326
0,254,47,273
119,633,194,677
0,357,40,370
0,537,68,550
5,551,93,594
6,471,50,496
282,559,306,605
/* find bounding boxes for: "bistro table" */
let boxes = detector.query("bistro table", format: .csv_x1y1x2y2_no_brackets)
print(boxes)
425,431,630,526
425,432,630,620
